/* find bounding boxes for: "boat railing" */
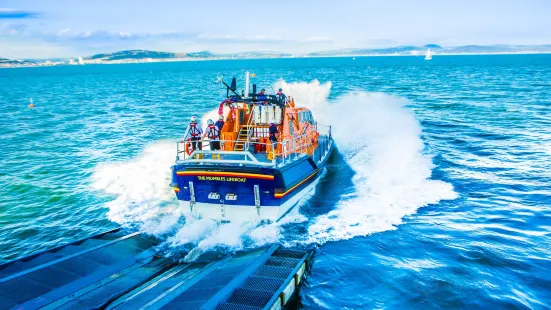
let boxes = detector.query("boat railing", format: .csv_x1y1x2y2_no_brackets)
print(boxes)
279,131,326,166
317,123,332,138
176,129,333,168
176,139,278,167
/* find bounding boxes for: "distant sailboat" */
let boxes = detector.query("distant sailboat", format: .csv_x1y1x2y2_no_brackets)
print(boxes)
425,49,432,60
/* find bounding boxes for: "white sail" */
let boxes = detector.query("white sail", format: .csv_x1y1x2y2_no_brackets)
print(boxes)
425,49,432,60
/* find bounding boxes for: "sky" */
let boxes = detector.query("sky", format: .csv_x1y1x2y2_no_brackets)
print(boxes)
1,0,551,59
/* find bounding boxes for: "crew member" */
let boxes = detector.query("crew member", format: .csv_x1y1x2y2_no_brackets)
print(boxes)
203,119,221,156
276,88,286,103
269,118,279,152
258,88,266,95
215,114,225,131
185,116,203,151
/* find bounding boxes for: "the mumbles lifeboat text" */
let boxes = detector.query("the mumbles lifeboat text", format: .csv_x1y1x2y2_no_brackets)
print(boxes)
197,176,247,182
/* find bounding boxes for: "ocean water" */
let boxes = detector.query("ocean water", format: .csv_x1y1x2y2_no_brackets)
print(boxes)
1,54,551,309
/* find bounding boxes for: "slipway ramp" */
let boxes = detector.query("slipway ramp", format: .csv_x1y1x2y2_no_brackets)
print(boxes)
0,228,314,310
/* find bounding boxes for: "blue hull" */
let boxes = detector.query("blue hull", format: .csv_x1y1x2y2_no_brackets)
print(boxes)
172,138,334,221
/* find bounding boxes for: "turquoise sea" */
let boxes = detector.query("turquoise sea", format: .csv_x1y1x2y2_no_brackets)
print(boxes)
1,55,550,309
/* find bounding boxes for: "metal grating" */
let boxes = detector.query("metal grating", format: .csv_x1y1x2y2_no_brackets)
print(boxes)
212,265,247,277
216,302,262,310
23,265,80,288
58,274,141,310
194,274,234,289
0,294,17,310
265,256,300,269
51,256,106,276
273,249,305,259
170,287,220,303
78,249,126,266
57,259,167,310
242,276,284,293
226,288,273,307
0,276,52,306
211,247,312,309
217,256,259,270
254,265,292,279
163,300,207,310
116,265,203,309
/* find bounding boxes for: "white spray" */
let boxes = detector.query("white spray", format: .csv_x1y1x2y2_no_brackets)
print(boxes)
276,80,457,243
91,80,457,258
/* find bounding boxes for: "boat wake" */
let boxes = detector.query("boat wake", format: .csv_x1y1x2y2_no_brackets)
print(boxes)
275,80,457,244
91,80,457,259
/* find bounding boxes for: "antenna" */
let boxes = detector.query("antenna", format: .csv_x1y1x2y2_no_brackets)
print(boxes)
217,75,242,99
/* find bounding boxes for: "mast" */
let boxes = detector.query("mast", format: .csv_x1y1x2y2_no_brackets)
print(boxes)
425,48,432,60
244,71,250,98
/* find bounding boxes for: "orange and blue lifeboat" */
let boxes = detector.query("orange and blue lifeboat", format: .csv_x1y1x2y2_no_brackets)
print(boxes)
171,75,334,223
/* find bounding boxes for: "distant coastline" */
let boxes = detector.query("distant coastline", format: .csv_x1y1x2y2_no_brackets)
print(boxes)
2,44,551,69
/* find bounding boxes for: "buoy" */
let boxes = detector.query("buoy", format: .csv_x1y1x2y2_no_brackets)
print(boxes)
28,98,35,108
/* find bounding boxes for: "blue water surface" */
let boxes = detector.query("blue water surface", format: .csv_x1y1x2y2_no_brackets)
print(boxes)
1,55,550,309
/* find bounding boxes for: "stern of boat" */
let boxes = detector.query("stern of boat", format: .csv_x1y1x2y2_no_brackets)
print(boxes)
172,166,286,222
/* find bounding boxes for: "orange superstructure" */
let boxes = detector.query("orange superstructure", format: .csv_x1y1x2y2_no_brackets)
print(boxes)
217,97,319,161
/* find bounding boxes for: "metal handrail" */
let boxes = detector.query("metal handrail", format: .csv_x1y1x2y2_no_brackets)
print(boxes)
176,131,332,167
244,105,256,150
177,139,275,156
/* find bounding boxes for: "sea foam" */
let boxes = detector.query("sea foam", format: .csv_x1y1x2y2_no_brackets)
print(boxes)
91,80,457,258
276,80,458,244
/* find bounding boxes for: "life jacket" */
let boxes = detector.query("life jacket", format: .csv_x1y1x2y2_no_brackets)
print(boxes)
189,123,201,137
269,124,278,139
230,105,236,120
207,125,219,139
276,92,283,96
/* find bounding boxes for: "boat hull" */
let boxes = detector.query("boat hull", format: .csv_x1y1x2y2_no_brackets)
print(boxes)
179,175,320,222
172,137,334,222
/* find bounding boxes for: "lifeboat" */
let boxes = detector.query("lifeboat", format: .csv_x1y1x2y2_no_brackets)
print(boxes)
171,72,335,223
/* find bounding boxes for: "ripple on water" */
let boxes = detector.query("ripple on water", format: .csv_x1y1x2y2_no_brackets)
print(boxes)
2,55,551,308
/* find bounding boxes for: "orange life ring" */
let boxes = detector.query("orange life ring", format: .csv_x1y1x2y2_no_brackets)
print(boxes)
185,139,193,155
